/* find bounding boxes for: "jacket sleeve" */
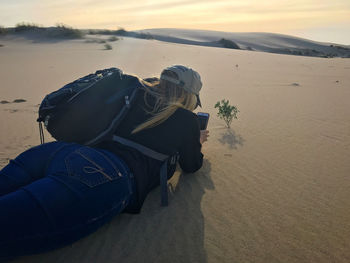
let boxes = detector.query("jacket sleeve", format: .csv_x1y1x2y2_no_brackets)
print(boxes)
178,114,204,173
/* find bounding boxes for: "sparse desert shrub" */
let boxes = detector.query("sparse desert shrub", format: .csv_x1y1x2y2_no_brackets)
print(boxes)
85,39,107,44
47,23,84,39
115,28,127,36
13,23,83,39
88,29,108,35
325,53,337,58
215,99,239,128
15,22,42,32
104,43,112,50
0,26,7,35
334,45,350,51
108,36,118,42
219,38,240,49
98,29,114,35
138,33,154,39
85,28,154,40
88,29,122,35
303,50,312,56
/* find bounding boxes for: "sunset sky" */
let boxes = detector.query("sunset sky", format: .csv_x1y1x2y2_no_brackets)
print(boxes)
1,0,349,44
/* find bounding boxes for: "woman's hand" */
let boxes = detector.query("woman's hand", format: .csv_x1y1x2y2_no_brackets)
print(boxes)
200,130,209,144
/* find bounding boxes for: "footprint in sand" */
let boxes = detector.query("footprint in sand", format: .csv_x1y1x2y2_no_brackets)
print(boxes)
1,99,27,104
4,108,36,114
13,99,27,103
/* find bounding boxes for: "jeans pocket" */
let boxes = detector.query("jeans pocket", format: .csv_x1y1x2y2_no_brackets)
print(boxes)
64,147,123,188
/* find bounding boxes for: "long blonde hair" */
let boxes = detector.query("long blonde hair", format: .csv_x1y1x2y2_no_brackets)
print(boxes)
132,70,198,134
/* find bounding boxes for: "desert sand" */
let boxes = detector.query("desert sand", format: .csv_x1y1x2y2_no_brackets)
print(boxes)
0,33,350,262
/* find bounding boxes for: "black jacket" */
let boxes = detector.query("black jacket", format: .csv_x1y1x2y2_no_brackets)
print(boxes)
96,89,203,212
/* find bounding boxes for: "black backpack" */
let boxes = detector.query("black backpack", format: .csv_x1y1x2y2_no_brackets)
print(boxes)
37,68,175,206
37,68,143,145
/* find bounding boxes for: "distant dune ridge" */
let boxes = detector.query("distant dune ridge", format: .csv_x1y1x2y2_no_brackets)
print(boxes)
138,28,350,58
1,24,350,58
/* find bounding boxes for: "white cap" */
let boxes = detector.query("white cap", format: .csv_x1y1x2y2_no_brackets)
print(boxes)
160,65,202,107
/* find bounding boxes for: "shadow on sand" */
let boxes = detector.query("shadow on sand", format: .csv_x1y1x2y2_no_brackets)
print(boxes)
218,129,244,149
13,160,214,263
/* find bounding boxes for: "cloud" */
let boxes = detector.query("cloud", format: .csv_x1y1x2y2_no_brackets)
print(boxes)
0,0,349,42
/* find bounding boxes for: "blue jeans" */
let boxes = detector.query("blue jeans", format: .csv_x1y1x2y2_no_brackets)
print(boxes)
0,142,135,257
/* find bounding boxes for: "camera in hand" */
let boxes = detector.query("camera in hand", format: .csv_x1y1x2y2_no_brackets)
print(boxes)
197,112,210,130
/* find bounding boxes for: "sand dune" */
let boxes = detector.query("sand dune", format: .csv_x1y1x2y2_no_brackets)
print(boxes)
0,34,350,262
138,28,350,58
2,25,350,58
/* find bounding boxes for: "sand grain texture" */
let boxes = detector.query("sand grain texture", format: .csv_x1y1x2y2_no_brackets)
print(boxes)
0,35,349,263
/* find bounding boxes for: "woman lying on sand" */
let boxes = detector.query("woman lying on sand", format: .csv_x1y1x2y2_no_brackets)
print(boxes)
0,65,209,258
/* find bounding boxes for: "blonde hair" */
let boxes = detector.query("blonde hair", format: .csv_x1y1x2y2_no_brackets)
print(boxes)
132,70,198,134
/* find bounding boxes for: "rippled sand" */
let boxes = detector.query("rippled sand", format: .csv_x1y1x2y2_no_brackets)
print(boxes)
0,35,350,263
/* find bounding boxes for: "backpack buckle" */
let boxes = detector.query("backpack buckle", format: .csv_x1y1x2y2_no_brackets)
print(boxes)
125,95,130,108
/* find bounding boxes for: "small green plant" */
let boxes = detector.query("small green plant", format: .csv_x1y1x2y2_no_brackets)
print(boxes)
215,99,239,128
104,43,112,50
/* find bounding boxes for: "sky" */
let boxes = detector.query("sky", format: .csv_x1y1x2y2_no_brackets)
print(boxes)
1,0,349,45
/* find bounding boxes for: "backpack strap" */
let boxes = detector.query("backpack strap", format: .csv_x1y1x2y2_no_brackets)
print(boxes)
112,135,175,206
84,87,139,146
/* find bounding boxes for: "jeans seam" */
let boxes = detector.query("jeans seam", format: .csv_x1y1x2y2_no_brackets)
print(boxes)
63,148,123,188
77,149,120,179
7,159,33,181
64,154,73,178
94,150,123,177
75,150,113,181
44,143,72,175
47,175,85,200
